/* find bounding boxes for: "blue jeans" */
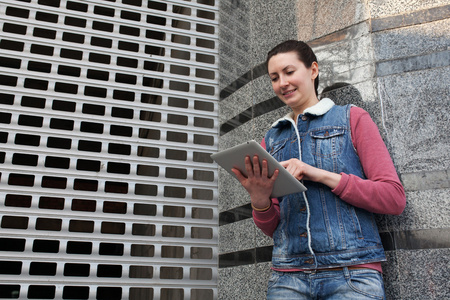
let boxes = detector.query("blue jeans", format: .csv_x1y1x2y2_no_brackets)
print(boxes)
267,267,386,299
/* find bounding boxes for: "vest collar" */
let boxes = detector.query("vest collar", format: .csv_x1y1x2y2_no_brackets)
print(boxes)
271,98,335,128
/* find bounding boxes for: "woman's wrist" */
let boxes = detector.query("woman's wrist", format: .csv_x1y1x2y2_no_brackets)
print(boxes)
251,201,272,212
316,169,342,189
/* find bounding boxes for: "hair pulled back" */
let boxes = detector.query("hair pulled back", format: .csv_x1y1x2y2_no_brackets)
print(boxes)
266,40,319,96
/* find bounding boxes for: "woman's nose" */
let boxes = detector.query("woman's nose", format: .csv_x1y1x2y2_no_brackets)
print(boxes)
279,76,289,87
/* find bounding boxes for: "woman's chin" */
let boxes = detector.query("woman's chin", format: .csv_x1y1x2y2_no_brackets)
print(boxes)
281,97,299,107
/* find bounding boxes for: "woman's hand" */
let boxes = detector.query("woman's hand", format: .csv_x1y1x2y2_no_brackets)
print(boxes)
280,159,342,189
231,155,279,210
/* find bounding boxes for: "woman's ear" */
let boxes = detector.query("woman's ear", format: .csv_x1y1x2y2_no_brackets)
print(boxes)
311,61,319,80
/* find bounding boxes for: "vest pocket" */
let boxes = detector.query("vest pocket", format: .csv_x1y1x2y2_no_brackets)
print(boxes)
349,206,364,240
310,127,346,159
268,138,289,161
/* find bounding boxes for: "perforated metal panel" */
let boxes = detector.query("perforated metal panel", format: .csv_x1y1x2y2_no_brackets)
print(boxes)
0,0,218,299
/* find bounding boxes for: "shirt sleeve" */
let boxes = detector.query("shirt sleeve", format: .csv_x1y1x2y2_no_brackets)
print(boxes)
251,138,281,237
332,106,406,215
252,197,280,237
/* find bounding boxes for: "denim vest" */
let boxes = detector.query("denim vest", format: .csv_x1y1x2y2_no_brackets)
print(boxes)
265,100,386,269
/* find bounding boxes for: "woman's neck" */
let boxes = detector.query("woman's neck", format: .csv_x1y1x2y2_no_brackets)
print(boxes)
292,97,320,122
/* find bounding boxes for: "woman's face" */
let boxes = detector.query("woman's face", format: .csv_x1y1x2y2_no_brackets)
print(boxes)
267,51,318,112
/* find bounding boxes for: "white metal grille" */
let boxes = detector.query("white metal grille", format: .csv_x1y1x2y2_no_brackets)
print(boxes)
0,0,218,299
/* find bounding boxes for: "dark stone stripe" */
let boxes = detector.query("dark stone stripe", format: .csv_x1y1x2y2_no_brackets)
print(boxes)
371,4,450,33
218,228,450,268
219,248,255,268
379,228,450,251
376,50,449,77
219,63,267,100
219,246,273,268
219,203,252,226
220,96,284,135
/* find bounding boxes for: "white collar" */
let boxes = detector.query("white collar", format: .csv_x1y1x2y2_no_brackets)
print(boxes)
271,98,335,127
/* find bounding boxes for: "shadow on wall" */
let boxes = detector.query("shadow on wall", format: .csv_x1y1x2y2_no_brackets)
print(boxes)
320,82,383,137
321,82,366,108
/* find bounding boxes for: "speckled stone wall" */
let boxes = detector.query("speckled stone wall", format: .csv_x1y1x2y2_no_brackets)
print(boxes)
218,1,297,299
218,1,449,299
368,2,450,299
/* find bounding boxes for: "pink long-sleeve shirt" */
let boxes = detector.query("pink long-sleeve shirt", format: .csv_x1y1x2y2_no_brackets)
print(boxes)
253,106,406,272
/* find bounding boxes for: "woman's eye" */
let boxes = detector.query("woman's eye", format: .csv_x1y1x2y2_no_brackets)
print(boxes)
270,77,278,82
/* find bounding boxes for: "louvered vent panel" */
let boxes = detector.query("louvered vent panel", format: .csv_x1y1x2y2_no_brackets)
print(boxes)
0,0,218,299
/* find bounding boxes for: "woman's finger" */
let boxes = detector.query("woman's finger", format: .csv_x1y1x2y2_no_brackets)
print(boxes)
261,159,269,178
270,168,280,182
231,168,247,182
252,155,261,177
244,155,254,176
279,160,288,168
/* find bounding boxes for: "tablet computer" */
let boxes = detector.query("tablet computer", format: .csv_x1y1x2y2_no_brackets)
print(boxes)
211,140,307,198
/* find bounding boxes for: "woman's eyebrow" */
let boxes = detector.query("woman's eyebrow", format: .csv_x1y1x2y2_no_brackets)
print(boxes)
269,65,295,74
283,65,295,71
269,65,295,76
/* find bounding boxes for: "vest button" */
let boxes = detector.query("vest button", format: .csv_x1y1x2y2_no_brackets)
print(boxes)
324,131,329,137
300,232,307,237
305,259,314,264
300,207,306,212
301,115,308,121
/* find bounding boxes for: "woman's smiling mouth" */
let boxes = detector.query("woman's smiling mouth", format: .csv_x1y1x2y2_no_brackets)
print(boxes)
282,89,297,97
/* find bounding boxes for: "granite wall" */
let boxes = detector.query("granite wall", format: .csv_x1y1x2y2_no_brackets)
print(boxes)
218,0,449,299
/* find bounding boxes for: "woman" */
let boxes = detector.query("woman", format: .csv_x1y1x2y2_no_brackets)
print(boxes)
231,40,406,299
